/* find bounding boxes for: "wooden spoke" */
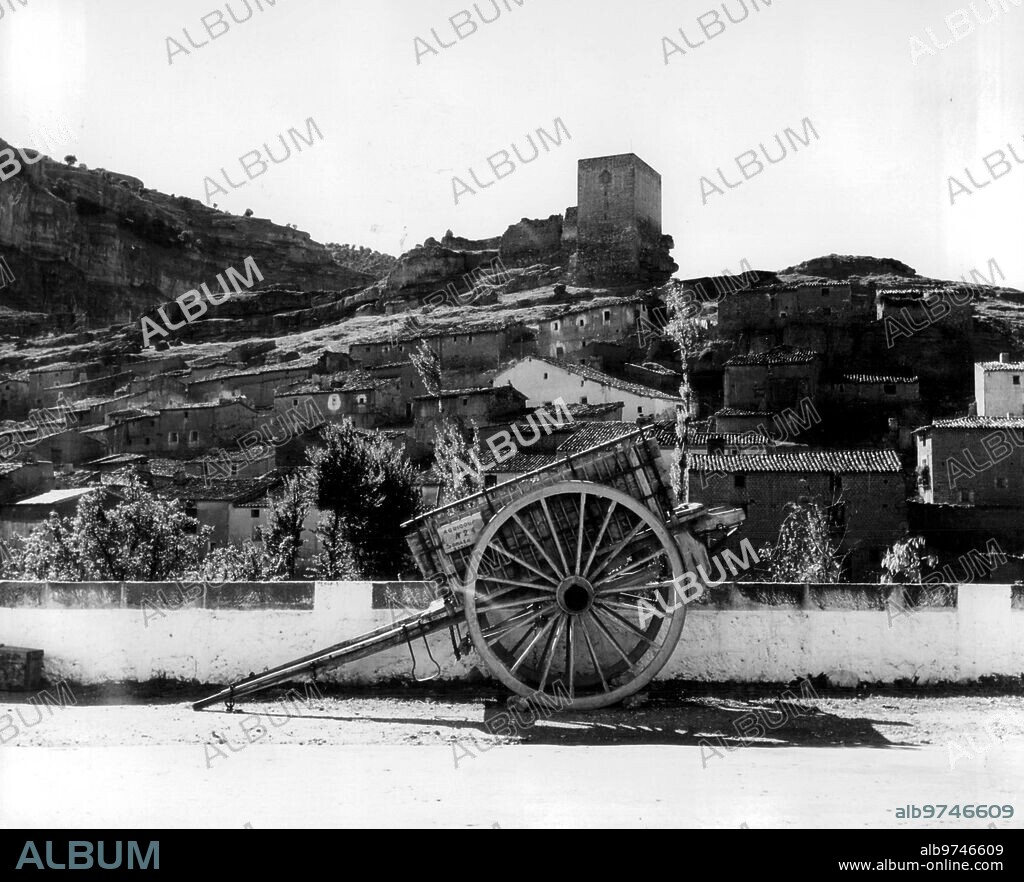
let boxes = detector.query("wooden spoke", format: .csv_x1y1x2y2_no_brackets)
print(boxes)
540,498,570,577
476,575,558,594
588,610,638,670
575,491,587,575
480,597,551,615
489,541,560,586
482,607,550,643
578,616,610,693
583,499,618,575
594,550,671,594
589,520,652,582
536,615,566,693
509,615,559,675
565,618,576,700
594,602,659,646
510,512,565,581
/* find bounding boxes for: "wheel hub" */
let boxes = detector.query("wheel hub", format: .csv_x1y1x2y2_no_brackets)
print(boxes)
556,575,595,615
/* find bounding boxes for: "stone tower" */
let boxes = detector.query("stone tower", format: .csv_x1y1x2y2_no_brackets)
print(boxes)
575,153,677,287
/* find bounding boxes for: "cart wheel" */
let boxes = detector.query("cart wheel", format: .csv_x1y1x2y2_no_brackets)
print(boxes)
462,481,691,710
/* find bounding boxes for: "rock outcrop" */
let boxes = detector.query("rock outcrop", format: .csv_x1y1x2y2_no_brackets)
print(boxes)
0,138,374,329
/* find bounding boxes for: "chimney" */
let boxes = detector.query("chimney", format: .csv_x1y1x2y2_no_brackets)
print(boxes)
999,352,1011,363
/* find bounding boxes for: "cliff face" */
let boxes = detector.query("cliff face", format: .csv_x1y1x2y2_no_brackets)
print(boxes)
0,139,373,329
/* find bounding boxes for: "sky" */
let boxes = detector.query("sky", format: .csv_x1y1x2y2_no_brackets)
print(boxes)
1,0,1022,288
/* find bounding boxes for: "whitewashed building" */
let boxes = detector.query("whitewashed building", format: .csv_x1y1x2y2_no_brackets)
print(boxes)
975,356,1024,417
494,357,684,420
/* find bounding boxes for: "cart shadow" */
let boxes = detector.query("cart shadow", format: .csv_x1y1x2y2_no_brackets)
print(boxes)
483,698,914,749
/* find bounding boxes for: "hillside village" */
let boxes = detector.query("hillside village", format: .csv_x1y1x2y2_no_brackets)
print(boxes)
1,144,1023,582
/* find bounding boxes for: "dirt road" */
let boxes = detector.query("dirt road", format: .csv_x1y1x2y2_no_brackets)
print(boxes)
2,687,1022,828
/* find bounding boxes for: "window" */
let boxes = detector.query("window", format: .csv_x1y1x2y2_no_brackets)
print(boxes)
883,384,897,395
250,509,260,518
556,347,564,358
144,437,151,446
293,399,299,407
183,412,189,421
230,464,239,477
958,489,974,504
603,310,611,324
461,397,469,407
821,288,829,296
779,311,788,319
996,477,1009,489
734,473,746,489
552,321,560,331
543,373,549,380
1014,376,1021,386
637,406,644,415
189,430,199,443
580,396,588,405
357,394,368,406
168,432,179,445
577,318,585,327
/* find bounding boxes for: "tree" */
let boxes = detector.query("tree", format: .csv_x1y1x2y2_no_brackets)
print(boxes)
433,417,484,504
410,339,441,396
313,510,359,579
307,420,421,579
881,535,936,584
13,478,209,581
758,498,847,583
194,543,279,582
263,473,310,579
63,154,77,167
244,208,254,218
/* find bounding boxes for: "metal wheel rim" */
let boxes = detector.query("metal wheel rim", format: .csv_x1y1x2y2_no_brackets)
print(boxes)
462,481,687,710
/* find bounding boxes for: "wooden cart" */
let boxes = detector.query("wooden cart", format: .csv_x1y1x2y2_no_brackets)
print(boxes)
193,427,743,712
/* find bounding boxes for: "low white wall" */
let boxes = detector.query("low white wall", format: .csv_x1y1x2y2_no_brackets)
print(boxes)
0,582,1021,686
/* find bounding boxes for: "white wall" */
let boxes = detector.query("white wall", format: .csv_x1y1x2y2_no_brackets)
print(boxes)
2,582,1020,686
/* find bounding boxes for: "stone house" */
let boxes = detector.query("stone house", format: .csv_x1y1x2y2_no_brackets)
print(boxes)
826,374,920,406
914,417,1024,506
274,372,405,431
717,282,861,335
109,400,259,455
413,386,529,445
0,374,31,420
975,356,1024,417
534,296,660,360
0,461,55,503
687,450,906,580
0,487,114,545
494,356,684,421
349,321,533,371
723,347,821,413
186,363,317,409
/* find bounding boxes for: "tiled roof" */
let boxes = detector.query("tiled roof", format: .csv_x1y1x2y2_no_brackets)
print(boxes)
0,462,26,476
530,358,685,402
715,408,776,418
542,294,647,320
683,430,774,447
839,374,919,385
565,402,625,418
414,386,519,401
977,361,1024,372
483,422,641,473
725,348,820,366
282,371,394,395
88,453,149,467
689,450,903,474
156,471,286,504
188,360,317,384
927,417,1024,430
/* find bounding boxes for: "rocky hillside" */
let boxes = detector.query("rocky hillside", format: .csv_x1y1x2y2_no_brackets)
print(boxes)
0,138,374,330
